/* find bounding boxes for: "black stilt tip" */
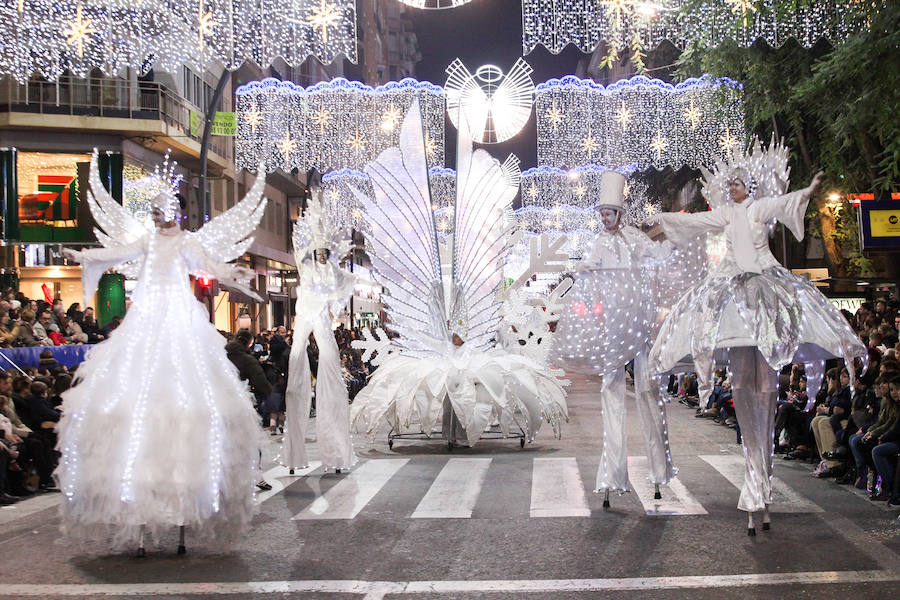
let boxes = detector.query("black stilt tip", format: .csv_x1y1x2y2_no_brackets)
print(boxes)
335,468,341,474
654,491,662,500
177,545,186,555
137,548,146,558
762,522,770,531
602,499,610,508
289,468,294,475
747,527,756,537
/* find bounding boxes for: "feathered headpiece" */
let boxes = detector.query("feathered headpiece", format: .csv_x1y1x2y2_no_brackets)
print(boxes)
292,190,352,264
700,136,790,209
147,152,183,222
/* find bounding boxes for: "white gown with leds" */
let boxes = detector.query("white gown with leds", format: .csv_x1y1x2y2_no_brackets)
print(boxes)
553,225,676,492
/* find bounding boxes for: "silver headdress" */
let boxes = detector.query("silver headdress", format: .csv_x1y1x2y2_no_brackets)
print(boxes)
148,152,183,222
292,190,352,264
701,137,790,209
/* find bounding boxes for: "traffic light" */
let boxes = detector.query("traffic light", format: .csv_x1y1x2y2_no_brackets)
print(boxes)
196,275,218,298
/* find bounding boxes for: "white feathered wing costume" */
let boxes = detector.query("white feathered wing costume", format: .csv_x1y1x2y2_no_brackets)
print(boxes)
56,152,268,550
349,102,568,446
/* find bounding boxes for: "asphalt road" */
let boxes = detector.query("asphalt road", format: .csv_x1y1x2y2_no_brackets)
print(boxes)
1,373,898,599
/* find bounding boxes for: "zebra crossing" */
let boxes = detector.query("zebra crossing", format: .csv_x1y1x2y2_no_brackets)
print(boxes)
256,455,832,521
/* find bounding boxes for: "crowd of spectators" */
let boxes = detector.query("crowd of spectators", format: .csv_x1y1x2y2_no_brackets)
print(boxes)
0,288,113,348
678,299,900,510
220,323,375,435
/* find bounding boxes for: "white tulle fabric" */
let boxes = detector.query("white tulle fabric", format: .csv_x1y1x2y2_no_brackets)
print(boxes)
56,227,263,550
352,343,568,445
283,260,358,471
552,225,677,492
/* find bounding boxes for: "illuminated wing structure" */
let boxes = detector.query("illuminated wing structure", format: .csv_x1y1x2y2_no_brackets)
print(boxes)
350,101,568,445
87,150,154,278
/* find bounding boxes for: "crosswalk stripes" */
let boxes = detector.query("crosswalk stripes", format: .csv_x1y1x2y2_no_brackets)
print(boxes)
627,456,708,516
699,455,824,513
292,458,409,520
530,457,591,517
257,462,323,503
412,458,491,519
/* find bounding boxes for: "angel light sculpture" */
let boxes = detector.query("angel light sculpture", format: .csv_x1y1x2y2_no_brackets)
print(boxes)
646,138,867,534
283,191,360,473
57,151,267,555
349,101,568,447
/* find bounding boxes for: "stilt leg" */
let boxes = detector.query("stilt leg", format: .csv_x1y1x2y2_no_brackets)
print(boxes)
177,525,186,555
137,525,146,557
747,512,756,537
654,484,662,500
762,505,771,531
289,468,295,475
335,468,342,474
603,489,610,508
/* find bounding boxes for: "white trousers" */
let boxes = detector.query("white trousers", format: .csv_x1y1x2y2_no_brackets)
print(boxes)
730,346,778,512
596,352,678,492
283,315,357,471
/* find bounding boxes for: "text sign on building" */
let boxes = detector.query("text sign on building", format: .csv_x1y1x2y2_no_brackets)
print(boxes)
859,199,900,250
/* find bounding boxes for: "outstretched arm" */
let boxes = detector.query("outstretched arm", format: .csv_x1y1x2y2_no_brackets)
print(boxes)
645,209,727,250
751,171,824,241
63,237,147,308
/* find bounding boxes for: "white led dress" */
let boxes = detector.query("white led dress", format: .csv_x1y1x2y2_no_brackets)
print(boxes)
56,152,268,551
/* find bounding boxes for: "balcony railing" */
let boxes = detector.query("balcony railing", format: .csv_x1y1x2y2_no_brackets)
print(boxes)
0,77,228,160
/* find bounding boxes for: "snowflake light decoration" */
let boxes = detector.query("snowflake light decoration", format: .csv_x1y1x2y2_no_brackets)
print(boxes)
522,0,871,60
0,0,357,83
535,74,744,170
236,77,445,174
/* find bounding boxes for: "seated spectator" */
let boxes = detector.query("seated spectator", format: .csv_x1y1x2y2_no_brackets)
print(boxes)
80,308,104,344
811,368,852,477
869,376,900,502
32,310,54,346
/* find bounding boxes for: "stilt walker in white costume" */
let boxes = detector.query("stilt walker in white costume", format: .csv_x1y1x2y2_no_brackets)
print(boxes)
553,171,678,505
283,192,357,473
646,139,867,534
57,152,268,555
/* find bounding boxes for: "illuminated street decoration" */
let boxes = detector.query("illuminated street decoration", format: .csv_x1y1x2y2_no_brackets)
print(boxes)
535,74,744,170
236,78,445,173
0,0,357,82
522,0,870,58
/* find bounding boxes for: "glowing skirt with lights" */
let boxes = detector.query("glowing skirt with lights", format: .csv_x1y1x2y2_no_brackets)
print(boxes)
649,266,867,400
55,293,264,551
351,349,568,446
551,268,653,376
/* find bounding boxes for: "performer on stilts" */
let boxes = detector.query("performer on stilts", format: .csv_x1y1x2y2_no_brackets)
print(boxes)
283,192,357,473
553,171,678,505
646,139,867,534
57,152,269,554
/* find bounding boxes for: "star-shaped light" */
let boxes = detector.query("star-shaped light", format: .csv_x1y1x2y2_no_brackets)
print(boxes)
64,3,96,58
615,101,632,129
306,0,343,43
198,0,218,50
683,99,702,129
424,132,437,157
311,107,332,133
601,0,630,24
580,130,599,160
725,0,755,17
278,133,296,157
545,102,564,132
623,181,632,198
243,105,262,133
528,184,539,201
328,187,340,202
649,129,668,159
381,103,402,131
347,131,366,153
573,183,587,201
719,127,740,153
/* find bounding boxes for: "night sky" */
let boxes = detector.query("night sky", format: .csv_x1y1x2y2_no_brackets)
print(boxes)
406,0,587,170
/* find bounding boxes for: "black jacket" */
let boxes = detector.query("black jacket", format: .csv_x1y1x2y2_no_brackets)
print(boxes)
225,341,273,404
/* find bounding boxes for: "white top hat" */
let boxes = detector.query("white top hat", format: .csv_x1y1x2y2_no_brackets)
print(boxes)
595,171,626,211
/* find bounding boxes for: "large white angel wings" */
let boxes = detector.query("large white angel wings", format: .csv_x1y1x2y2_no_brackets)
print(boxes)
84,150,267,296
350,100,517,357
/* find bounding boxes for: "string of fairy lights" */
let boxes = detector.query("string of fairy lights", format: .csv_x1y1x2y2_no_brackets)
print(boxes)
535,74,745,170
236,77,446,174
522,0,872,57
0,0,357,82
